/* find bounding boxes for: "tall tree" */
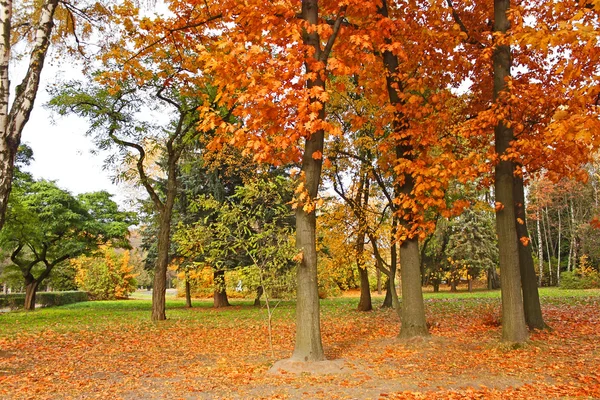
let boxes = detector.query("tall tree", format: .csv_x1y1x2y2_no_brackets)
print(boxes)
0,177,133,310
0,0,110,230
493,0,528,343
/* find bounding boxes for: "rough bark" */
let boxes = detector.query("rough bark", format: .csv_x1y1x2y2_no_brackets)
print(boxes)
493,0,528,343
24,279,39,311
290,0,345,362
213,270,230,307
151,174,176,320
185,276,192,308
377,0,428,339
356,172,372,312
0,0,59,230
515,174,548,330
399,238,429,338
254,285,263,307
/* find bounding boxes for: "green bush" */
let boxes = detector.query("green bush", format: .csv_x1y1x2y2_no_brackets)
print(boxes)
560,271,600,289
0,291,88,310
0,293,25,309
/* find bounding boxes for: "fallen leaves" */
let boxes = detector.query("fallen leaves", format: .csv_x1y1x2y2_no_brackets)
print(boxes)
1,294,599,399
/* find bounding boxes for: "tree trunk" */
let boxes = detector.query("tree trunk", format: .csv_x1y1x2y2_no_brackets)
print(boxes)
213,270,230,308
399,238,429,338
556,210,561,285
542,207,553,286
185,276,192,308
356,170,372,312
382,278,393,307
537,211,544,286
357,263,372,311
468,278,473,292
151,158,178,321
493,0,528,343
377,0,428,338
24,279,39,311
288,0,344,362
450,279,457,292
254,285,264,307
152,205,172,320
376,267,382,295
515,174,548,330
0,0,59,230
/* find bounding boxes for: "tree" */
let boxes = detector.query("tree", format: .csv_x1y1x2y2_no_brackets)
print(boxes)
0,176,133,310
0,0,109,230
48,73,219,320
72,245,137,300
446,208,498,292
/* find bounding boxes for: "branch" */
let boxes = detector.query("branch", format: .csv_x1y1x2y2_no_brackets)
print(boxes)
125,13,223,63
445,0,485,48
108,129,165,211
320,5,347,62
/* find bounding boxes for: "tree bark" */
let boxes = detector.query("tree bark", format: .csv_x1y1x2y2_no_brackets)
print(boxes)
537,211,544,286
399,238,429,338
254,285,263,307
213,270,230,308
24,279,39,311
493,0,528,343
357,262,372,311
515,174,548,330
151,155,178,320
185,275,192,308
376,267,382,295
356,172,372,312
290,0,346,362
377,0,428,339
0,0,59,230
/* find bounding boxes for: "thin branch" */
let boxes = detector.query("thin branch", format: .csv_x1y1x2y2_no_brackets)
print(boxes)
445,0,485,48
320,5,347,62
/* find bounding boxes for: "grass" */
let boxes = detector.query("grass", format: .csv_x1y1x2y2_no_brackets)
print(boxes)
1,287,598,336
1,288,600,399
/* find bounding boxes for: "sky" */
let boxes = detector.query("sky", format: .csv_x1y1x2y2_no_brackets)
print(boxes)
19,66,129,206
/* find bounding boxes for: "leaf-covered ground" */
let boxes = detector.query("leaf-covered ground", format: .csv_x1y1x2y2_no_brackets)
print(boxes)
1,289,599,399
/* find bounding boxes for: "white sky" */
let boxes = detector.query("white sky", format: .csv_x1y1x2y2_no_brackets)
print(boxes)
19,65,128,206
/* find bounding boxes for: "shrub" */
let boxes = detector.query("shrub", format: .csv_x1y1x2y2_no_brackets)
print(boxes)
0,291,88,309
560,271,600,289
73,246,137,300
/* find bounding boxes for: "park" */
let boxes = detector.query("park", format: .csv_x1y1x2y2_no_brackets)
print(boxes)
1,288,599,398
1,0,600,398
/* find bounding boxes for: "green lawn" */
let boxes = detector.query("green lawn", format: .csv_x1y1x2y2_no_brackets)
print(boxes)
1,287,598,336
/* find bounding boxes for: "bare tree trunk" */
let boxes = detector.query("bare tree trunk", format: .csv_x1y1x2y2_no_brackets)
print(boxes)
493,0,528,343
254,285,263,307
376,267,382,295
24,279,39,311
185,275,192,308
152,201,173,320
289,0,344,363
542,207,553,286
377,0,428,339
213,270,230,308
557,210,562,285
537,212,544,286
515,174,548,330
399,238,429,338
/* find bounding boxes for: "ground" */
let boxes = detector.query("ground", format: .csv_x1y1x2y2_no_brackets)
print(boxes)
1,289,599,399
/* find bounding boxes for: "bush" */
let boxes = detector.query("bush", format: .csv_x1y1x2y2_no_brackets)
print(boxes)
560,271,600,289
73,246,137,300
0,291,88,309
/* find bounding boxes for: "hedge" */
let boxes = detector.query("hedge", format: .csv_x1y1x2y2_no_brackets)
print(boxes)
0,291,88,310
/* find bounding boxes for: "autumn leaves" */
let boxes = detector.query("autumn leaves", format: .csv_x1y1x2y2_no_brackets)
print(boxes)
94,0,600,351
